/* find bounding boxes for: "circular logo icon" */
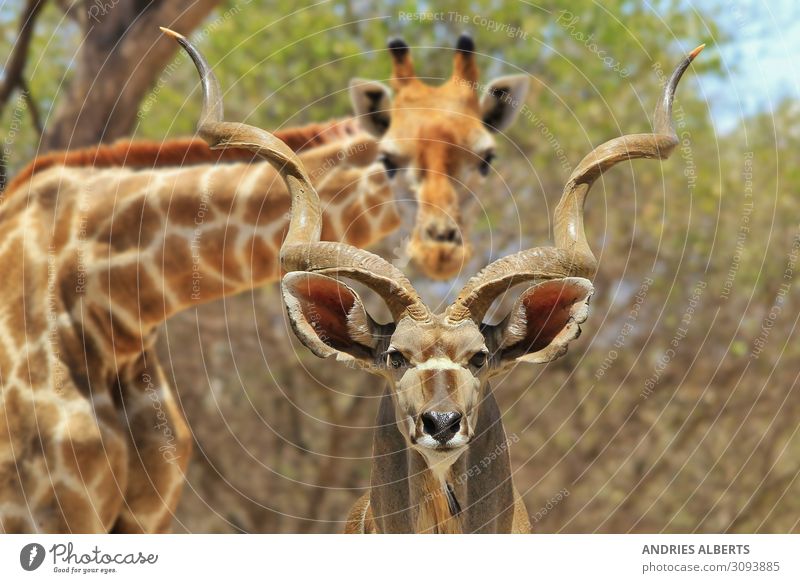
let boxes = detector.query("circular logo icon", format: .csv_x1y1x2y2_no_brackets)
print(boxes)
20,543,46,571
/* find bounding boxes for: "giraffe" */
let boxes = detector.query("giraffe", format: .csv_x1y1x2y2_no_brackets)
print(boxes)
0,97,400,532
348,33,531,279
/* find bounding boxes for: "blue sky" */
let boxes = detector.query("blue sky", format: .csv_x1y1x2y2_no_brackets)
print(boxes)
703,0,800,132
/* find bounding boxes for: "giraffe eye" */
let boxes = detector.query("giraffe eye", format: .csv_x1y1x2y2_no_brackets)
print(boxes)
469,351,488,368
478,151,495,176
387,349,407,369
378,153,399,178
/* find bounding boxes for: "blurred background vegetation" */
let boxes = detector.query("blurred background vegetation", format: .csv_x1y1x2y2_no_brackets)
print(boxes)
2,0,799,532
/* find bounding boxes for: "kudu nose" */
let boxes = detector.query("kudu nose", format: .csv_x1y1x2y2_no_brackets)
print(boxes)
421,411,462,444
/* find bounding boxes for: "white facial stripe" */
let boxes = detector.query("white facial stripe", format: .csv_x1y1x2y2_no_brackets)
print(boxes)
403,415,415,436
415,357,465,371
416,433,469,448
415,436,467,454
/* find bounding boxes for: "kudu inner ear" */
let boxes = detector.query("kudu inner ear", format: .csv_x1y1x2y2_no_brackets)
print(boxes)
349,78,392,137
480,75,530,133
496,277,593,364
282,272,378,362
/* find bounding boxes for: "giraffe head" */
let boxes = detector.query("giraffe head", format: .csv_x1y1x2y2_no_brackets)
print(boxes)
349,35,530,280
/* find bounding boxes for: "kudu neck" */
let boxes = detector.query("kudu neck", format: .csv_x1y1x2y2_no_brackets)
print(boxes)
368,383,517,533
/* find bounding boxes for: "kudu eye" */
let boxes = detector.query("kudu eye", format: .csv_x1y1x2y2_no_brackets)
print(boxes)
478,151,495,176
387,349,407,369
378,153,399,178
469,351,488,368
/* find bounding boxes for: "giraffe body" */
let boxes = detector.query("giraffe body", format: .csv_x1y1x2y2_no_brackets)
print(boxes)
0,129,398,533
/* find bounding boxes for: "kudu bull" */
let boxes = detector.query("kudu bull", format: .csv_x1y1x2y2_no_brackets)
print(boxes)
165,28,702,533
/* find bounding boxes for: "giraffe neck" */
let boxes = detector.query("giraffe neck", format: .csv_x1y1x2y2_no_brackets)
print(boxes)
22,134,397,361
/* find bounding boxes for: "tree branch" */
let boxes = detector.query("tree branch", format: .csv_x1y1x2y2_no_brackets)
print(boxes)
0,0,47,114
18,79,42,135
42,0,222,151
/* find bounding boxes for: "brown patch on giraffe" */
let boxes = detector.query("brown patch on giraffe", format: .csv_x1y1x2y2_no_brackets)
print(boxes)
244,190,290,227
4,301,28,346
323,167,362,203
197,226,243,283
161,189,218,228
30,174,63,210
244,235,278,282
363,185,389,211
0,345,11,385
271,227,288,250
3,119,355,197
94,398,122,435
0,515,30,533
200,164,247,202
380,211,401,234
92,450,128,504
157,234,193,278
319,214,338,242
57,257,85,314
84,303,144,357
159,245,203,305
79,173,151,232
49,200,78,253
13,350,50,389
60,404,128,489
341,135,380,167
102,263,173,325
112,356,192,534
0,237,26,338
340,201,372,248
169,263,231,305
31,401,64,444
52,483,108,532
211,192,239,217
98,197,163,252
0,386,34,462
0,212,20,237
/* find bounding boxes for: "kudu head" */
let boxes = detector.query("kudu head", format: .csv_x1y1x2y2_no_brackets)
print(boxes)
349,35,530,280
165,27,701,486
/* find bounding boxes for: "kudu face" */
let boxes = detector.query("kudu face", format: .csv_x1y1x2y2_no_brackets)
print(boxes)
281,273,593,474
166,27,701,490
349,35,530,279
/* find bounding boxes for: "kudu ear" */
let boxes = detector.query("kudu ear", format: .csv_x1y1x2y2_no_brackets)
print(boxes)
282,272,381,365
349,78,393,137
494,277,593,365
480,75,530,132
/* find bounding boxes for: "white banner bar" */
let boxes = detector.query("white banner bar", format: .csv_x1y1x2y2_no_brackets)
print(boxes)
1,535,798,582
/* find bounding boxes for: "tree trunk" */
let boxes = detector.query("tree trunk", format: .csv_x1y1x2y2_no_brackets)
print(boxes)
42,0,221,151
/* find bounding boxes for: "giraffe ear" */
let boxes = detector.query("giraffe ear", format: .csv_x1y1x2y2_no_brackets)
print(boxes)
282,272,381,366
493,277,593,365
480,75,530,132
349,78,392,137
